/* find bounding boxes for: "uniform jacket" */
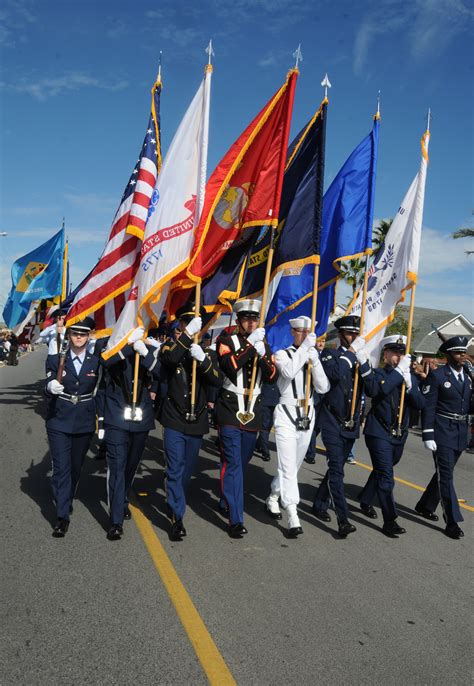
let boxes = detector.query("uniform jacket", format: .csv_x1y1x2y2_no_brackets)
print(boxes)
319,346,364,438
44,347,103,434
158,331,223,436
361,363,425,445
101,343,160,433
421,364,473,451
215,330,277,431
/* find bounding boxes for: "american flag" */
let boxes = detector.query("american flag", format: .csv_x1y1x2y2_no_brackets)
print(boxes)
66,79,162,335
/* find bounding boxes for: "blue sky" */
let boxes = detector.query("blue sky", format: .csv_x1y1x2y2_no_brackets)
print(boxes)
1,0,473,320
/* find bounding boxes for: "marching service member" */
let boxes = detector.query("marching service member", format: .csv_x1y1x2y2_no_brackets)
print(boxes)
101,327,161,541
44,317,102,537
311,315,365,537
265,316,330,537
159,306,222,542
415,336,473,539
215,299,277,538
356,335,425,537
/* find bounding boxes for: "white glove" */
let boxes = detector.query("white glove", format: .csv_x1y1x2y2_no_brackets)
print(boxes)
356,349,369,365
423,440,437,451
133,340,148,357
47,379,64,395
247,328,265,345
128,326,145,344
395,354,412,375
190,343,205,362
98,429,105,440
403,369,412,391
349,336,366,354
301,332,317,350
254,341,265,357
145,337,161,349
185,317,202,337
307,346,319,363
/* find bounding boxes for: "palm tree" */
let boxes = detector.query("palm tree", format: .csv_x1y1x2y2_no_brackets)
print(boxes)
339,218,393,296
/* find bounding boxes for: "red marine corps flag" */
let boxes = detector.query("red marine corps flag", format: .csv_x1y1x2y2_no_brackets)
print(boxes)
166,68,298,314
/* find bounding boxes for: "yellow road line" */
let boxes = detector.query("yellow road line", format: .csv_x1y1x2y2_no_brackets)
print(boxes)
316,445,474,513
130,502,236,686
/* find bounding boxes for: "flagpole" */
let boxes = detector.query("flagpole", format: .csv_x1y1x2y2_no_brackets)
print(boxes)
189,43,213,421
395,107,431,434
302,80,329,423
245,211,276,415
348,97,381,427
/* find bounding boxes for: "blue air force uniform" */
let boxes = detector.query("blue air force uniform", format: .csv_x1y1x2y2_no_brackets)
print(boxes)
44,319,102,525
312,345,363,524
159,322,223,530
358,352,425,524
416,338,473,528
101,339,160,530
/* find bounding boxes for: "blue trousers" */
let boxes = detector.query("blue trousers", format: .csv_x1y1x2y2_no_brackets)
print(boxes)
47,430,93,520
219,426,257,525
313,431,354,524
105,427,148,526
163,428,202,520
417,446,464,525
360,436,405,522
256,404,276,457
305,423,321,460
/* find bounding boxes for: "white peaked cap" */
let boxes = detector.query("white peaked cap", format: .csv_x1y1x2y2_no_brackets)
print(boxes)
381,334,407,349
233,299,262,315
289,316,312,330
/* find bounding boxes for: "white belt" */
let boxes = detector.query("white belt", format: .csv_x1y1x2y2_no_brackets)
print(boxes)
222,380,261,397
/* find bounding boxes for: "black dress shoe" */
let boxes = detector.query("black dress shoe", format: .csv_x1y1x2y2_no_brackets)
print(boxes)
228,523,247,538
288,526,303,538
361,503,378,519
106,525,123,541
261,452,271,462
304,456,316,464
414,506,439,521
123,506,132,520
382,521,406,537
338,521,357,538
52,518,69,538
170,519,187,541
445,524,463,540
265,504,282,520
312,507,331,522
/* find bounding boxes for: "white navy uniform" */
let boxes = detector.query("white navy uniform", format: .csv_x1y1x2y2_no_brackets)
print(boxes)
271,339,330,508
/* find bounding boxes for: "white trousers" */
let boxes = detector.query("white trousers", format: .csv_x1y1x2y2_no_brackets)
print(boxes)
271,404,315,508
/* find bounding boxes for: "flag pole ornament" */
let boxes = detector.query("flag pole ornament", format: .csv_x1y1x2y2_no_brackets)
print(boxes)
205,39,214,65
321,73,331,100
293,44,303,70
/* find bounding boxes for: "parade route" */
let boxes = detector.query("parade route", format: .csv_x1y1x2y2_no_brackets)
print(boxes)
1,349,472,686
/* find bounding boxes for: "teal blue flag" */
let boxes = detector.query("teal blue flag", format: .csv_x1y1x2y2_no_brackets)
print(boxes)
2,229,65,328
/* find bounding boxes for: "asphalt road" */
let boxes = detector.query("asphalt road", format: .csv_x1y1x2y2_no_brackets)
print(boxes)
1,349,472,686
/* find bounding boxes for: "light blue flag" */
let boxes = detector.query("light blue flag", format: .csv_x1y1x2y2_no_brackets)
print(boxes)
266,117,379,351
2,229,65,328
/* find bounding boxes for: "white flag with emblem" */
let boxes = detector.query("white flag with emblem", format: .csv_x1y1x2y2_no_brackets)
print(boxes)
104,65,212,358
349,130,430,364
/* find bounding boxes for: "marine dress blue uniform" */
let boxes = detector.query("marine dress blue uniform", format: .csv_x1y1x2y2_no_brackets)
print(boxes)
101,338,160,538
44,319,102,535
358,348,425,534
416,336,473,536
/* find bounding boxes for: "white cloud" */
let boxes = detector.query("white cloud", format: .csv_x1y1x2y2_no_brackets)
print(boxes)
353,0,473,75
0,72,129,101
